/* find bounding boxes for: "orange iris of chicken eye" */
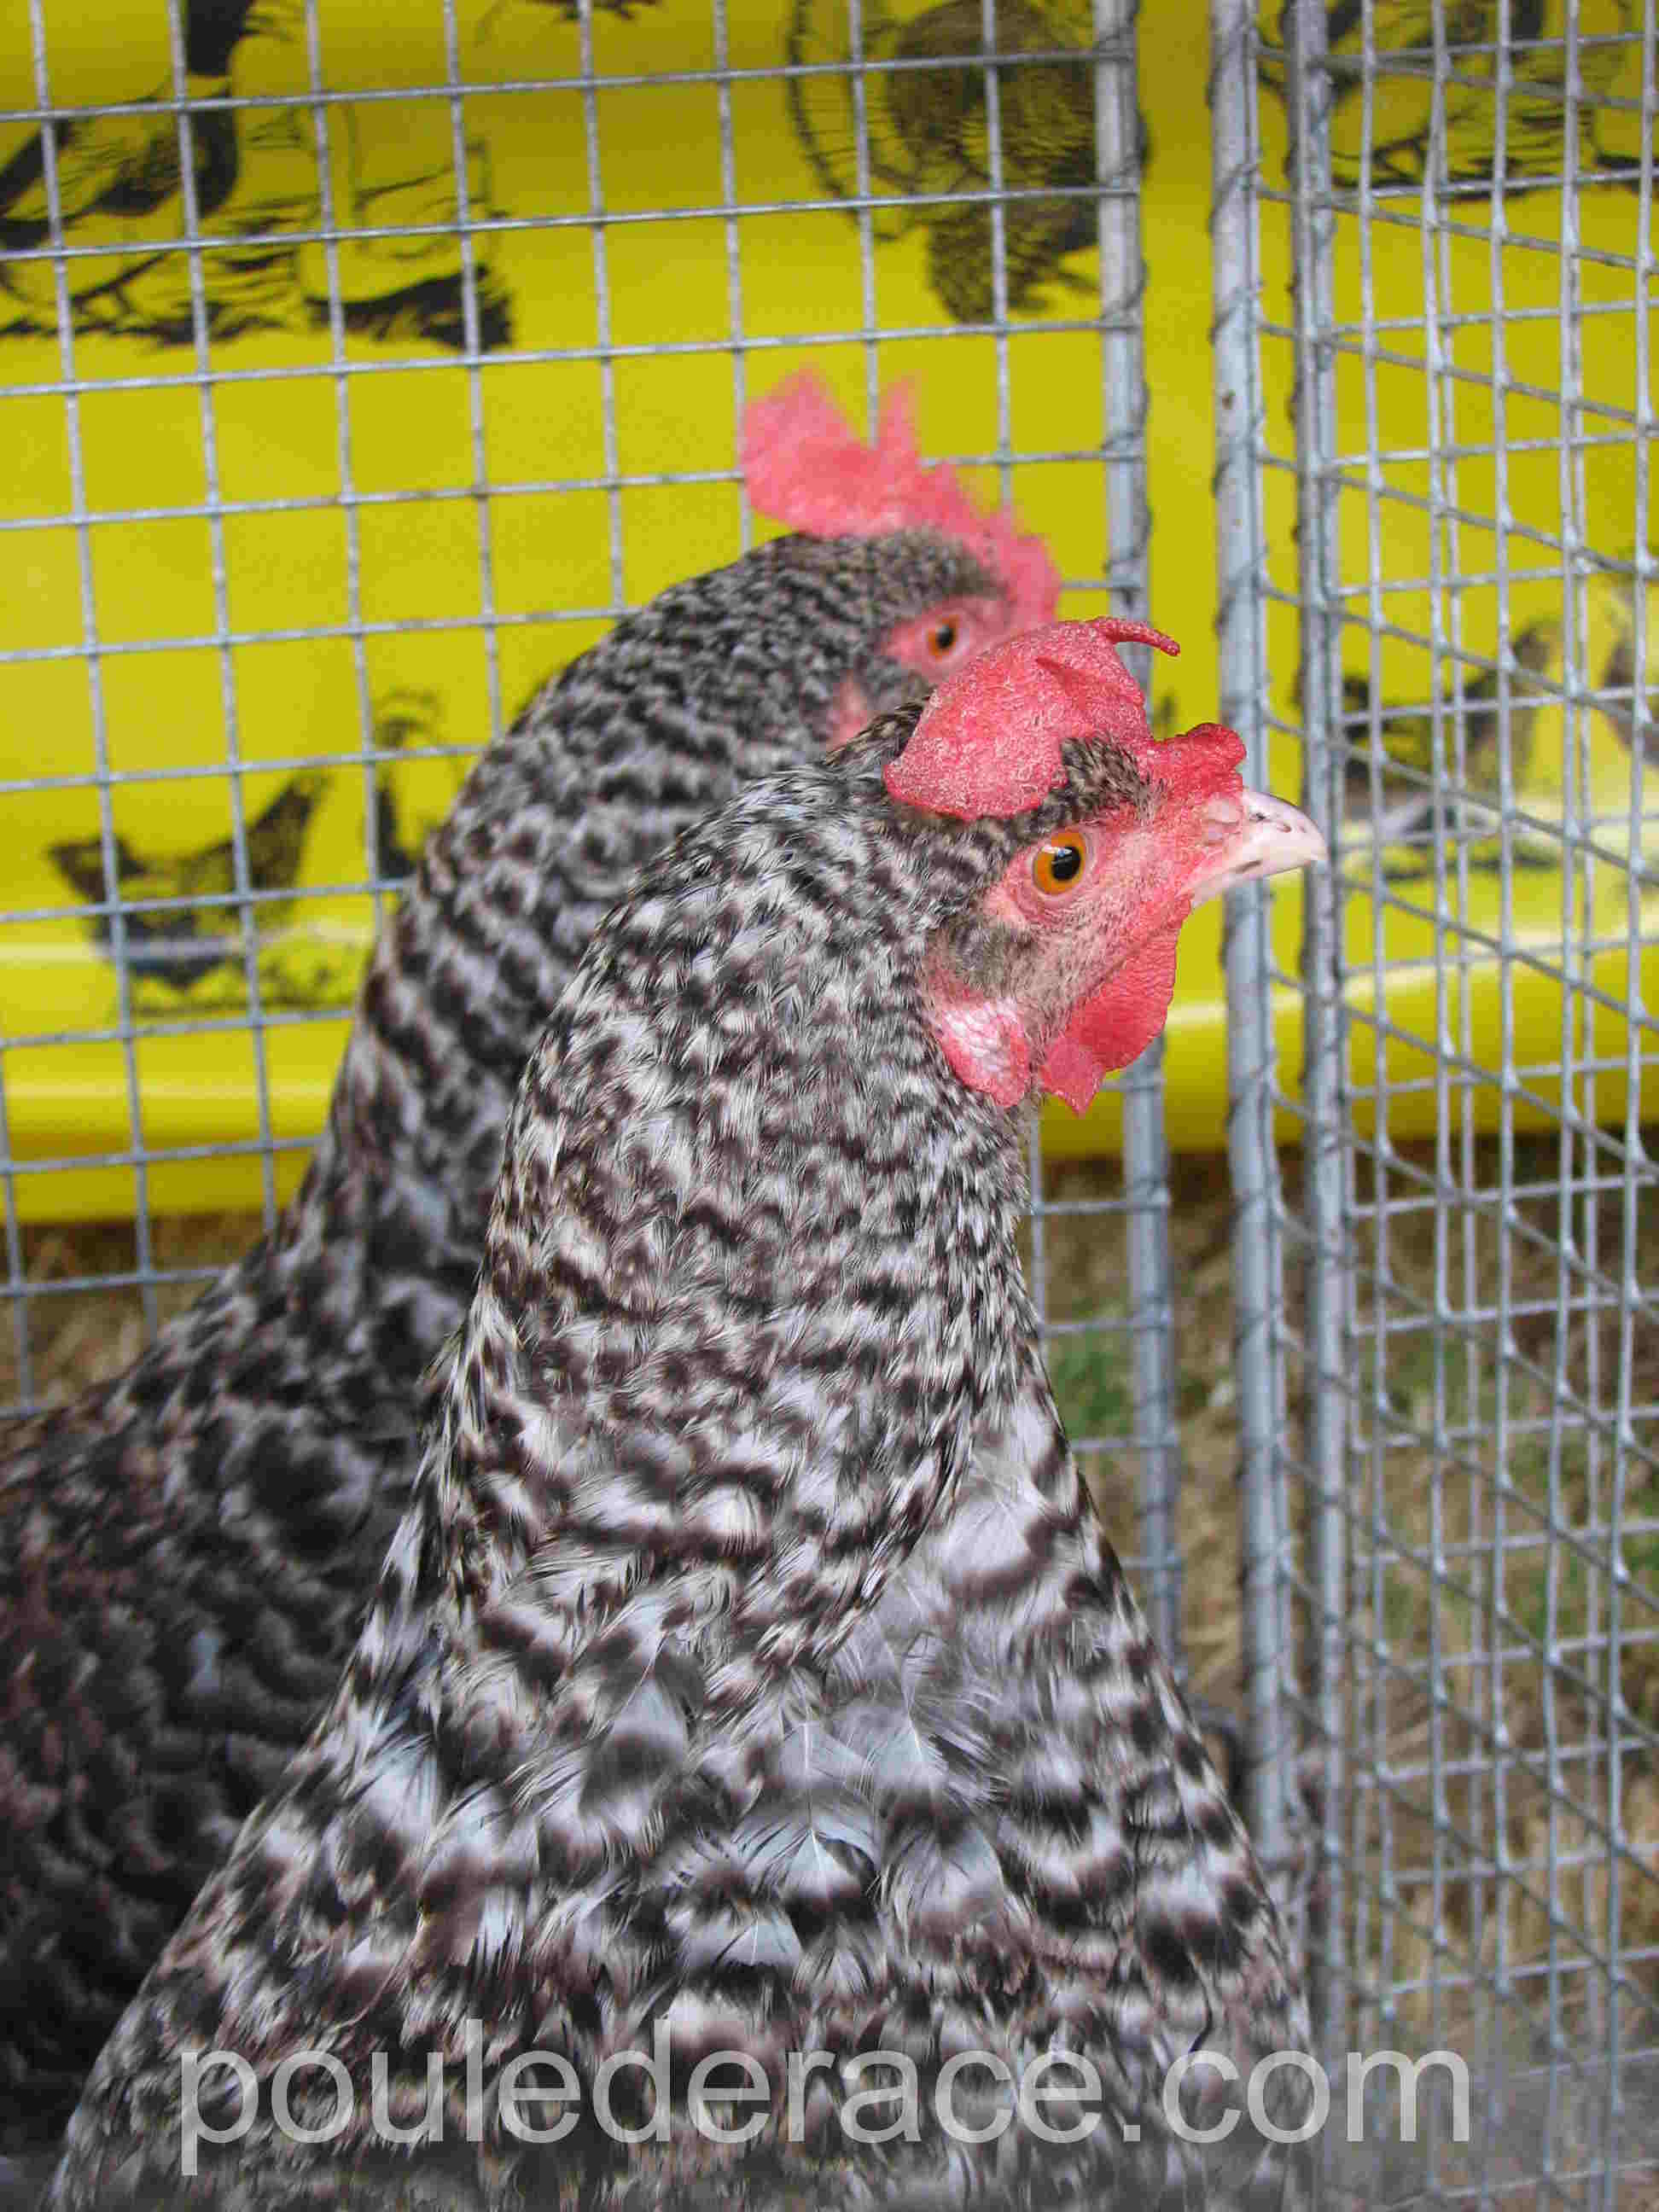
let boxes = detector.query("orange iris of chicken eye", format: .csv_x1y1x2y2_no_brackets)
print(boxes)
928,620,959,657
1031,831,1089,897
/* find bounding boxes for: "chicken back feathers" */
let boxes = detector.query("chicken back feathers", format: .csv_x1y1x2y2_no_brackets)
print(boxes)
49,633,1324,2212
1,380,1057,2145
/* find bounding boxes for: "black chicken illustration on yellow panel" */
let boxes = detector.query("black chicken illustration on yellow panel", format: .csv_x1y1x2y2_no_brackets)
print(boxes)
47,689,470,1015
1333,577,1657,887
0,0,509,350
365,688,469,887
787,0,1120,323
1257,1,1653,192
48,772,329,997
1332,622,1553,882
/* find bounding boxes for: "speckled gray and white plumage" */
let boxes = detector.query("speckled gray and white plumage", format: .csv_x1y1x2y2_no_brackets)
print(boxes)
0,532,1005,2145
49,726,1312,2212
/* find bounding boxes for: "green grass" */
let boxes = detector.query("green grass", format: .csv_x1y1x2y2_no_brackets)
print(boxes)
1045,1324,1133,1443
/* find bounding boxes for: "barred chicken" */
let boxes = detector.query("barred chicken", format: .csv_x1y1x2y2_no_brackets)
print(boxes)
49,618,1326,2212
0,378,1057,2146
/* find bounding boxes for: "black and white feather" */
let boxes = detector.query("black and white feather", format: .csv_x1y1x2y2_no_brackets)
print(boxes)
0,530,1002,2146
48,730,1313,2212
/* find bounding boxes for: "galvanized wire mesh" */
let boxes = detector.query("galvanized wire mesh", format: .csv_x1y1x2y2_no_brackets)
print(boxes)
1217,1,1659,2203
3,1,1655,2203
0,0,1186,1645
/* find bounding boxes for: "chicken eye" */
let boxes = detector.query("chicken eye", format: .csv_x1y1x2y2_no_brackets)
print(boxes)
1032,831,1089,897
928,620,959,659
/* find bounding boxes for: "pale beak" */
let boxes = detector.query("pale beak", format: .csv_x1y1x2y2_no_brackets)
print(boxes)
1188,788,1328,905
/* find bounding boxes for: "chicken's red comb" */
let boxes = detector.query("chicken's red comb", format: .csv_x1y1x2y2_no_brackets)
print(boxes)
884,618,1245,819
741,374,1060,633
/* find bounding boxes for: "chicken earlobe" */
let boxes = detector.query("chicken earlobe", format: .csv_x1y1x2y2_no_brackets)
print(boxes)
918,950,1033,1107
1036,786,1330,1111
917,776,1324,1116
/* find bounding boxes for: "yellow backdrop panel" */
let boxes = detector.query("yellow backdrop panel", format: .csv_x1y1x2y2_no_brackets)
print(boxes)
1,1,1653,1220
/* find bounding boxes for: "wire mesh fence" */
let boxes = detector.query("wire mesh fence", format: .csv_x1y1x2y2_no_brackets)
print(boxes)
0,0,1170,1525
1219,2,1659,2203
0,0,1210,1668
0,0,1654,2205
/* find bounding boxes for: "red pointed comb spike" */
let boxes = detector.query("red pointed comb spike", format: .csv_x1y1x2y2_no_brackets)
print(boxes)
1033,625,1175,724
739,372,1061,631
884,618,1182,821
1087,619,1183,658
1155,719,1248,779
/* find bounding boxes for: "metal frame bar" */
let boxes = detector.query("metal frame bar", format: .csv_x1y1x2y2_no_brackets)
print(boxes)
1090,0,1185,1665
1213,4,1659,2204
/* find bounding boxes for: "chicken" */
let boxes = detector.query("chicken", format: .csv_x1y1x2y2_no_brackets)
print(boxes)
0,377,1059,2149
45,618,1325,2212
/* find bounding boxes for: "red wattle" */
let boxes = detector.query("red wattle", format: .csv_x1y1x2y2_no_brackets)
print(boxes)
1037,926,1185,1111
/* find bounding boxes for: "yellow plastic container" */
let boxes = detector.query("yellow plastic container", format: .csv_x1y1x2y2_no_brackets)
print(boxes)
2,2,1654,1221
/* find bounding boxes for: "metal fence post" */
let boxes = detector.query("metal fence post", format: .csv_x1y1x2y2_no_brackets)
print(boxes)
1094,0,1185,1667
1281,0,1353,2079
1208,0,1296,1887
